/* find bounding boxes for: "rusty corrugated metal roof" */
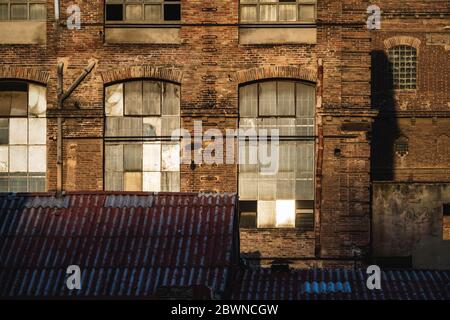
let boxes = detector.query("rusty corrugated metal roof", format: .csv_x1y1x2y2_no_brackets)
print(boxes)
0,192,238,298
231,268,450,300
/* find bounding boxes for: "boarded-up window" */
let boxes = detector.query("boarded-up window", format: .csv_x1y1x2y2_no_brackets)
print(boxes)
239,80,315,229
105,80,180,192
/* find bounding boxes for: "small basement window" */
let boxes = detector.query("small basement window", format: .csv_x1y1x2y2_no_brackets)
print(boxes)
105,0,181,23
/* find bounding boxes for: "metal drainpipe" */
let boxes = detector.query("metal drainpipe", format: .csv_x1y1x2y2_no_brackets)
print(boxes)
54,0,60,22
56,62,64,196
314,58,324,258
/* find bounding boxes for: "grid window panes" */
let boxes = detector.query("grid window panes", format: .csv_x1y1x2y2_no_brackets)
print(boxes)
0,1,46,21
104,80,181,192
388,45,417,90
0,81,47,192
240,0,316,23
105,0,181,23
239,81,315,229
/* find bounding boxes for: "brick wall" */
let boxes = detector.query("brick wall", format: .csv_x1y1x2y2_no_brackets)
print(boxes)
0,0,375,266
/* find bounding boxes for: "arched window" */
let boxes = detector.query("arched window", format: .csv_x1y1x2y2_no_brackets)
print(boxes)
387,45,417,90
104,80,180,192
238,80,315,229
0,81,47,192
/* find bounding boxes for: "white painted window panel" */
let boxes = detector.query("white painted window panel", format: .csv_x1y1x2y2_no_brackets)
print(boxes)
143,172,161,192
28,145,46,172
28,118,46,145
257,201,276,228
9,146,28,172
9,118,28,145
143,117,161,136
0,146,8,173
161,143,180,172
143,143,161,171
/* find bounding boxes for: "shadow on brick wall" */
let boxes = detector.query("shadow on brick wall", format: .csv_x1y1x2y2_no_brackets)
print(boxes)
371,50,400,181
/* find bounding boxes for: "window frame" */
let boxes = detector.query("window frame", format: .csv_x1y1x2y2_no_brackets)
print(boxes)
103,79,181,193
387,45,418,91
239,0,317,25
0,1,47,21
237,79,316,230
104,0,181,25
0,80,47,193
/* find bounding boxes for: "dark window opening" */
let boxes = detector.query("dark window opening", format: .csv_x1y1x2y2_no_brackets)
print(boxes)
239,201,257,228
106,4,124,21
164,4,180,21
444,204,450,216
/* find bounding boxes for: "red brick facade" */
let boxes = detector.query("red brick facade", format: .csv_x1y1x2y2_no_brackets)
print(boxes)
1,0,448,268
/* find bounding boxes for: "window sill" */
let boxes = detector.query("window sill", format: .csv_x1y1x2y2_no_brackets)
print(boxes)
239,26,317,45
0,21,46,45
104,25,181,44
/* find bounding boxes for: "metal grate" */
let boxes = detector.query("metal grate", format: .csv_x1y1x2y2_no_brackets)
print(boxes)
388,45,417,90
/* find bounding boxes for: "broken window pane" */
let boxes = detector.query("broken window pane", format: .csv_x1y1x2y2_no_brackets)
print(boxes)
105,144,124,172
9,118,28,145
9,146,28,172
277,82,295,116
161,172,180,192
143,81,161,116
28,118,46,145
259,82,277,116
105,171,123,191
143,143,161,171
164,3,181,21
124,172,142,191
0,146,8,172
143,117,161,137
28,145,46,173
162,83,180,116
124,81,143,116
143,172,161,192
161,143,179,171
257,201,276,228
106,4,124,21
124,144,142,171
105,83,123,117
0,119,8,144
239,83,258,118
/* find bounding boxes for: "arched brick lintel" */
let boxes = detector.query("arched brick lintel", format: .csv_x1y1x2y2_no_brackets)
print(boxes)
101,66,183,85
234,66,316,85
0,66,50,85
384,36,421,51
